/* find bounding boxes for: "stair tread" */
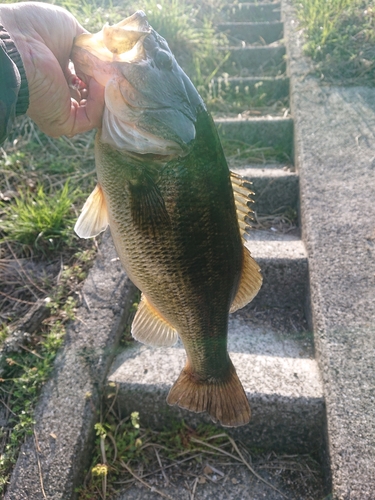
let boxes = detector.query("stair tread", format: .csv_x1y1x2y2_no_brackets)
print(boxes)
109,328,321,398
215,115,292,123
214,75,288,81
232,166,296,176
246,237,306,259
218,20,283,26
222,43,284,50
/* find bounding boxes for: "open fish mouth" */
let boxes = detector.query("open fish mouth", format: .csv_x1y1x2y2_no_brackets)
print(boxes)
72,11,203,156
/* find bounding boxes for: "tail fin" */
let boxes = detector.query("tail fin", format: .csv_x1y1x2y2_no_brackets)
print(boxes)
166,360,250,427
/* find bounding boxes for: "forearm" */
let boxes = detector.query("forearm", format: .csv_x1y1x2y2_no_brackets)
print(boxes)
0,22,29,145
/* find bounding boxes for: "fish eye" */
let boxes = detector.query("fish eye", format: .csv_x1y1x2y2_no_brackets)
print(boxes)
143,35,154,51
155,49,173,70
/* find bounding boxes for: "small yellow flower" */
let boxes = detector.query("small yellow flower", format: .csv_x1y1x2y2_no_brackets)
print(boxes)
91,464,108,477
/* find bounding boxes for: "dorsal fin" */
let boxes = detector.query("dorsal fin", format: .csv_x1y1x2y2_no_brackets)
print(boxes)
131,294,178,347
230,171,262,312
74,184,109,238
230,171,255,242
230,246,262,313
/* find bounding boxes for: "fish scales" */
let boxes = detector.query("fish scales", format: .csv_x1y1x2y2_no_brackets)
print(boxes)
73,10,262,426
97,113,241,377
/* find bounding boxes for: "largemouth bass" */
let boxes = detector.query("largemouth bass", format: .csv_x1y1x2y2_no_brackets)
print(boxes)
72,11,262,427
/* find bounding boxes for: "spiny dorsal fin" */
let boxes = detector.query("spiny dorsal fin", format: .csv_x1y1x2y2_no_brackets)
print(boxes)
74,184,109,238
230,171,254,242
131,294,178,347
230,172,262,312
230,246,263,313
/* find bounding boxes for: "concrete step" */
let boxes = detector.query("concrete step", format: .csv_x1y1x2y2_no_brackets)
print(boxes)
222,2,281,22
231,164,298,215
211,76,289,103
107,229,318,454
108,302,323,454
218,21,283,45
244,232,307,310
220,45,286,76
113,454,324,500
215,116,293,159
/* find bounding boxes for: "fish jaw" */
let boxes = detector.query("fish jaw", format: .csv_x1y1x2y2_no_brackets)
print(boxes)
73,10,150,63
72,10,204,156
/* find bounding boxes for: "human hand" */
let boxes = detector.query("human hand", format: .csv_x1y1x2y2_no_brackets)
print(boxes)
0,2,104,137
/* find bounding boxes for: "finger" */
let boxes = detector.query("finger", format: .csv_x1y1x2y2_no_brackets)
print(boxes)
66,78,105,136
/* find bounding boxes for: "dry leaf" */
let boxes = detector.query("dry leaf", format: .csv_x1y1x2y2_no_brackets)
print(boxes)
203,465,213,475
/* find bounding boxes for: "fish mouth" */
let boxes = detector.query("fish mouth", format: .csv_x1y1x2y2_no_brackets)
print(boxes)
72,11,203,156
73,11,151,66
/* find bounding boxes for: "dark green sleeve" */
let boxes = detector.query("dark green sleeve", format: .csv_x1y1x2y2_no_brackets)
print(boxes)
0,25,29,145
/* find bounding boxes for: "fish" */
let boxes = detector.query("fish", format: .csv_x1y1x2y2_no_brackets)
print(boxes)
72,11,262,427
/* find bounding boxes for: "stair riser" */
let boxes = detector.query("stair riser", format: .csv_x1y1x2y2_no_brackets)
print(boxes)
222,3,281,22
218,22,283,45
221,46,286,76
242,255,308,310
111,385,324,454
211,77,289,103
216,118,294,159
242,173,298,215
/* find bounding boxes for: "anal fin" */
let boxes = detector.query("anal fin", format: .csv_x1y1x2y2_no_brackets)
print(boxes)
131,294,178,347
167,358,250,427
74,183,109,238
230,246,262,313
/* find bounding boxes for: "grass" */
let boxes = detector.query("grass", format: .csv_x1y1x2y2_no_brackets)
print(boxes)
0,182,77,257
0,119,99,492
0,246,96,492
295,0,375,84
76,388,325,500
205,76,289,117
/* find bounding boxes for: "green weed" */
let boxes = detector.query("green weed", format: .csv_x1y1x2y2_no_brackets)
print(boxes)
77,397,229,499
0,182,78,257
121,292,140,346
139,0,227,87
61,0,124,32
78,393,324,499
0,247,97,492
0,317,66,491
296,0,375,84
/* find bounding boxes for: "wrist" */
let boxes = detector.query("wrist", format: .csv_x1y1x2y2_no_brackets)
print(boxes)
0,24,29,116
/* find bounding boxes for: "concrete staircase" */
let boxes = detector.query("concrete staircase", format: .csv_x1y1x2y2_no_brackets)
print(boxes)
108,0,327,494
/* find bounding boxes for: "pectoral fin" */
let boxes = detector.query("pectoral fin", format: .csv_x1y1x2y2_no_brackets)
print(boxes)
129,175,170,236
131,294,178,347
74,184,109,238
